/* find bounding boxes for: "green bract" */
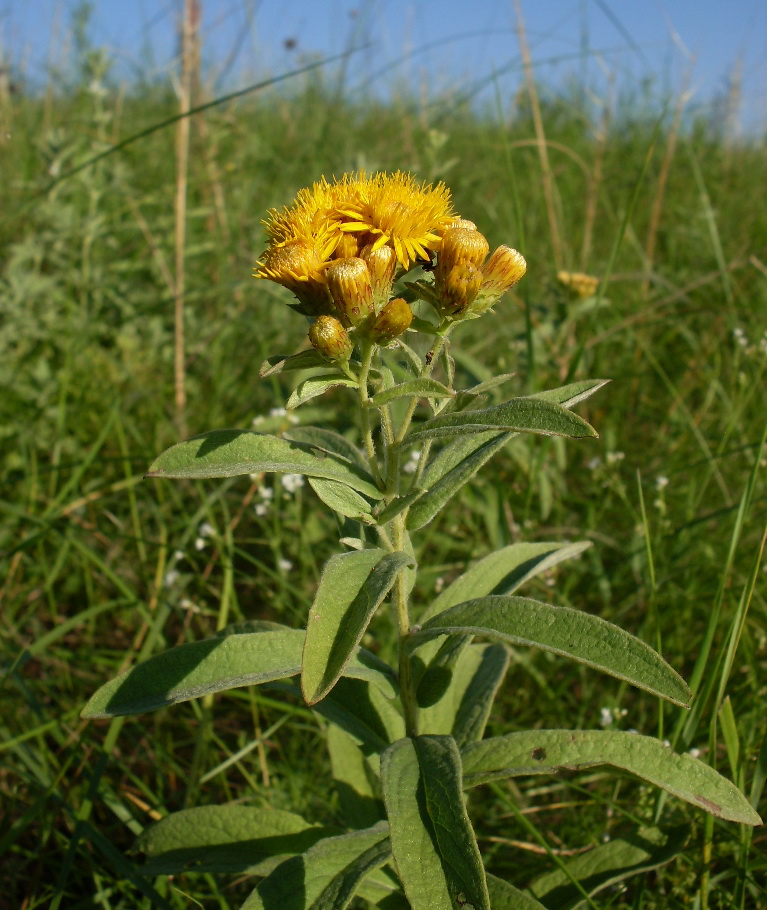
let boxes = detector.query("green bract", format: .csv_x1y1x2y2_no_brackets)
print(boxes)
83,178,760,909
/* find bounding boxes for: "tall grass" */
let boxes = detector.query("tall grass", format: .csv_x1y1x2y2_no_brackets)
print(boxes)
1,31,766,909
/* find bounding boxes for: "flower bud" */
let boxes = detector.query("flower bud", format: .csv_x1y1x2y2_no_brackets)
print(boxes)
440,262,483,317
360,242,397,311
436,227,489,284
334,232,359,260
326,257,375,327
369,298,413,345
557,270,599,298
481,246,527,294
308,315,353,362
256,239,334,316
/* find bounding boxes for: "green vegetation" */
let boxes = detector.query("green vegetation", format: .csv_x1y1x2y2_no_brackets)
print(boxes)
1,44,766,909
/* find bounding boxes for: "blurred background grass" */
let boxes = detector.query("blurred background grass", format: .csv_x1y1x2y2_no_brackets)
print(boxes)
1,2,766,907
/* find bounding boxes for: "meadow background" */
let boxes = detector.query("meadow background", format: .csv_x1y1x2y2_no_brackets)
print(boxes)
1,1,766,907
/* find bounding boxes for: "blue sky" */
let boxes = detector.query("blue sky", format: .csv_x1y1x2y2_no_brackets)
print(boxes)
3,1,766,130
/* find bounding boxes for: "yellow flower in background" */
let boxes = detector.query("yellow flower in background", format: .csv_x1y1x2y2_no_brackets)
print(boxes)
337,171,455,269
557,270,600,299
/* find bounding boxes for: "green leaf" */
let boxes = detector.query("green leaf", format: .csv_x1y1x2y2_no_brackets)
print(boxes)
418,642,510,747
147,430,383,499
134,805,335,876
381,736,489,910
404,397,598,444
283,427,368,471
371,378,454,406
82,628,397,718
406,431,511,531
485,874,548,910
461,731,761,825
326,725,383,829
260,350,330,377
530,378,609,409
302,550,411,705
286,375,358,409
308,478,374,521
420,540,592,623
241,822,390,910
374,488,425,526
530,825,689,909
410,596,691,707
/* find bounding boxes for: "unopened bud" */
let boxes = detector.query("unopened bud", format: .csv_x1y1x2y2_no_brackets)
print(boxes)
308,315,353,362
369,298,413,345
326,257,375,327
440,262,483,316
360,243,397,310
481,246,526,294
334,233,359,260
436,228,489,282
439,218,477,234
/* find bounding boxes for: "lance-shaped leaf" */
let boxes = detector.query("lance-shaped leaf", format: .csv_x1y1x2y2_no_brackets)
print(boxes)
530,378,610,409
308,478,374,521
326,725,383,829
82,628,397,718
284,427,368,471
381,736,489,910
461,730,761,825
420,540,592,623
485,874,548,910
403,396,598,444
409,596,691,707
530,825,689,909
260,349,330,376
419,642,510,747
287,375,358,410
302,550,411,705
406,431,512,531
134,805,336,877
371,378,454,406
147,430,383,498
241,822,390,910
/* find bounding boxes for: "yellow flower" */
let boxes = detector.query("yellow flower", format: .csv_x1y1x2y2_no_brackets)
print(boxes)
337,171,455,270
557,270,599,299
255,238,334,316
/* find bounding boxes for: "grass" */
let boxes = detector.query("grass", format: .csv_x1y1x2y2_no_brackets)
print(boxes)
1,35,766,910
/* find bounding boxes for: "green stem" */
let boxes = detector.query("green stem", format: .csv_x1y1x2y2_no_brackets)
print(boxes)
392,511,419,736
356,339,384,488
394,329,451,448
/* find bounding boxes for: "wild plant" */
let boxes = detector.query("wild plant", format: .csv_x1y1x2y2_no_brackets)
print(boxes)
83,171,759,909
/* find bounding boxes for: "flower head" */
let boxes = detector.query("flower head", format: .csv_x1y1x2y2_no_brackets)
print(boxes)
338,171,455,270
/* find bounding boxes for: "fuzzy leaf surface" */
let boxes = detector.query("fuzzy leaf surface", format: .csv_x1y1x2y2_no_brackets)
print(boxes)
326,725,383,829
283,427,368,470
260,350,330,376
485,874,548,909
82,628,396,718
410,596,691,706
287,375,358,409
135,805,335,876
302,550,411,704
420,540,592,623
147,430,382,498
530,825,689,909
404,396,597,443
241,822,390,910
381,736,489,910
371,378,454,406
308,478,373,521
462,730,761,824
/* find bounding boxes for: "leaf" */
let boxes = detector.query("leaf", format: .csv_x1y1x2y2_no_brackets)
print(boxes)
302,550,411,705
286,375,358,409
409,596,692,707
381,736,489,910
284,427,368,471
260,350,330,377
308,478,374,521
530,825,689,909
241,822,390,910
461,730,762,825
134,805,335,876
485,874,548,910
404,397,598,444
147,430,383,499
371,378,454,406
420,540,592,623
375,488,425,526
530,378,609,409
82,628,397,718
326,725,383,829
418,642,510,747
406,431,511,531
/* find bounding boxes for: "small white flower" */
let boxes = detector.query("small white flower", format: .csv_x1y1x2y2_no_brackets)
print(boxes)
259,486,274,501
278,558,294,572
688,747,701,758
403,450,421,474
194,537,206,551
733,327,749,348
606,451,625,465
164,568,180,588
600,707,613,727
587,456,602,471
655,475,669,490
269,407,288,418
198,521,215,538
434,576,445,593
173,550,185,562
252,415,265,425
254,502,270,517
281,473,305,494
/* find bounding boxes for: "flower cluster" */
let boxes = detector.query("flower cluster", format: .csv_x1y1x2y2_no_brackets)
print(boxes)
255,172,526,362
